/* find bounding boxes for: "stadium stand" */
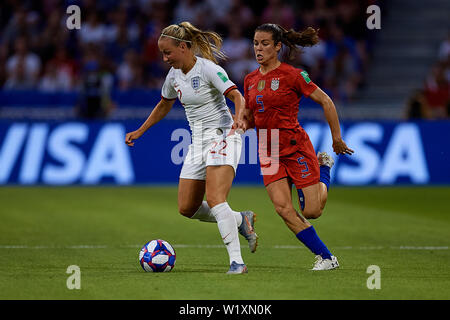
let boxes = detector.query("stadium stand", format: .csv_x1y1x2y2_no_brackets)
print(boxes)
0,0,448,121
352,0,449,119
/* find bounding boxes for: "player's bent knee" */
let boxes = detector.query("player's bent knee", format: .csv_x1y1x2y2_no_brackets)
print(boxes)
302,207,323,219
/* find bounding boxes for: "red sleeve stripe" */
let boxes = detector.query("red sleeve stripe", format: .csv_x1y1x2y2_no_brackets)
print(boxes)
161,95,177,101
223,85,238,96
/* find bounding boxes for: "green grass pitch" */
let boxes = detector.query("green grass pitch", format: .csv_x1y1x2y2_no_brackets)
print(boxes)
0,186,449,300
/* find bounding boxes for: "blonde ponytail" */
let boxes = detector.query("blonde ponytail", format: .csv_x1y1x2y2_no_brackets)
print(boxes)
160,22,226,64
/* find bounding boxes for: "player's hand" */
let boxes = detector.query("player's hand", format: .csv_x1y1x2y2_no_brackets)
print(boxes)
234,117,249,133
125,130,143,147
232,112,247,133
332,137,354,155
235,110,255,133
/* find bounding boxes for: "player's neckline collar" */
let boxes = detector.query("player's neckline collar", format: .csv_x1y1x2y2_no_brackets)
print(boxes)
258,61,282,76
181,56,199,76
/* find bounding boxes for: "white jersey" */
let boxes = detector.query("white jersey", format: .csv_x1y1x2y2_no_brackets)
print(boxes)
161,56,236,133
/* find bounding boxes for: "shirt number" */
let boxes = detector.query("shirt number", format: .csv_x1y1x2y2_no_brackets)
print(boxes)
297,156,311,178
210,140,227,158
256,95,264,112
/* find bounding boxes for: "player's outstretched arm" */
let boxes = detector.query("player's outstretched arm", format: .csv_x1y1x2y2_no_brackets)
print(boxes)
309,87,354,156
225,88,247,132
125,98,175,146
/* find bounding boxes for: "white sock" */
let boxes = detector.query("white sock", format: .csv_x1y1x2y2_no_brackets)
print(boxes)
191,201,216,222
191,201,242,226
234,209,243,226
210,202,244,265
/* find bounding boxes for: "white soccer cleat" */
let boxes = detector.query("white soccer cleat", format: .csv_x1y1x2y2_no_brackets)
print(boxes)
317,151,335,168
312,255,339,271
226,261,248,274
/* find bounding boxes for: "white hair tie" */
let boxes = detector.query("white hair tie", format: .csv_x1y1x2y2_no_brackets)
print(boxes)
160,34,192,43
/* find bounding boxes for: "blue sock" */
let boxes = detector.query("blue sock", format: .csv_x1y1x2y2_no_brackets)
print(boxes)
296,226,332,260
319,165,331,190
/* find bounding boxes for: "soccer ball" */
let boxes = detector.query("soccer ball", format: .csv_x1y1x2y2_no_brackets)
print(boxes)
139,239,176,272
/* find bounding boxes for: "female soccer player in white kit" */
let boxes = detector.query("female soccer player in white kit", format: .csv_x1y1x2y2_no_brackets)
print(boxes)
125,22,257,274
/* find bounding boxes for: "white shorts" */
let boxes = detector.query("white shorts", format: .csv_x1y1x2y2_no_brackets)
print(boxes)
179,128,242,180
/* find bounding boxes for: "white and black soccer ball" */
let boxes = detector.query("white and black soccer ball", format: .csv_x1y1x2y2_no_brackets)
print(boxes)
139,239,176,272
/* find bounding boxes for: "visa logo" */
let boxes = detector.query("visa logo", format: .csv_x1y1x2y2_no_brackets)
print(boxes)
304,122,430,185
0,123,134,184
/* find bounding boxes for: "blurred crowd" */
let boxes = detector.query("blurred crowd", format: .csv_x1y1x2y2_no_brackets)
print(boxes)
406,32,450,120
0,0,379,105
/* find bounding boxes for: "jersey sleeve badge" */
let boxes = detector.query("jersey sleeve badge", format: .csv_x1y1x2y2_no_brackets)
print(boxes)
300,70,311,83
217,72,229,83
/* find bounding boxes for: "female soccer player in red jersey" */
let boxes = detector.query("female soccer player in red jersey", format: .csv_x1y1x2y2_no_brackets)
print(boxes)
237,23,354,270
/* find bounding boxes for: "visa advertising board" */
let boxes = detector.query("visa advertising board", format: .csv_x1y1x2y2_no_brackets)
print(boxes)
0,120,449,185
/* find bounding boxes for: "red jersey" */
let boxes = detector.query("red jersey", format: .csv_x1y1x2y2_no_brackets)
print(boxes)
244,62,318,156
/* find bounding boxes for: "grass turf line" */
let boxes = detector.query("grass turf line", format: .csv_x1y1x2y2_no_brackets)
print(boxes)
0,186,449,299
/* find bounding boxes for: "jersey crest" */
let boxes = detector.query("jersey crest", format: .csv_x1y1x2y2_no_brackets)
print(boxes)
271,78,279,91
191,76,200,90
